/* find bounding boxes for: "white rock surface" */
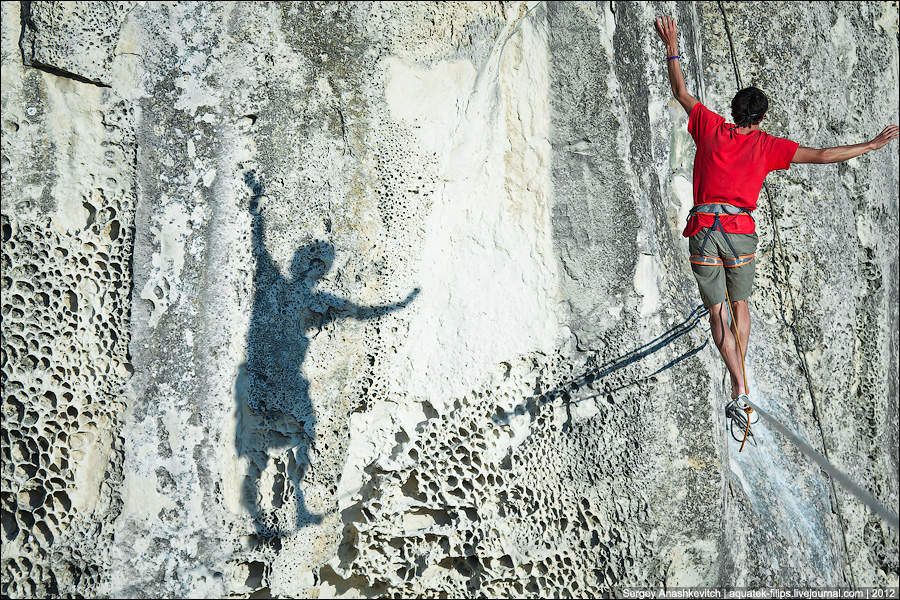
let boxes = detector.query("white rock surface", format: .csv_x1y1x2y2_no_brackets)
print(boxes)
1,1,897,597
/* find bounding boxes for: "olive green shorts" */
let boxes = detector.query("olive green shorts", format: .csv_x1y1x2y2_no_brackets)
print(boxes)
688,229,758,307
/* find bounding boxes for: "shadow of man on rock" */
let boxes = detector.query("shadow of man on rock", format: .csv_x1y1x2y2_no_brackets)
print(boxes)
234,170,419,540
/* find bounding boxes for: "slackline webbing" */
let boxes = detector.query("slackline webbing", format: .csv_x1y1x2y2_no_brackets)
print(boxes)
742,397,899,531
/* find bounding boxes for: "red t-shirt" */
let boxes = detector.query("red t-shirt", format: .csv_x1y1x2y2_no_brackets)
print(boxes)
683,102,799,236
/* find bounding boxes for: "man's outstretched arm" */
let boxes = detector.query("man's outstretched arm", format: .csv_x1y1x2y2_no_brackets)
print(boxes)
792,126,899,163
319,287,420,323
655,15,698,116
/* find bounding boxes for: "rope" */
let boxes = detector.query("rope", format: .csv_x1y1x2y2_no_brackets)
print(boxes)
738,404,751,452
717,1,743,90
496,1,547,67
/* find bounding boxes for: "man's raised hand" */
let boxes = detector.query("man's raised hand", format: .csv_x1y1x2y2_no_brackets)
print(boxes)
655,15,696,115
655,15,678,55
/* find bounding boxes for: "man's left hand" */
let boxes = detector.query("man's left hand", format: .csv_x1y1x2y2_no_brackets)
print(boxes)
655,15,679,55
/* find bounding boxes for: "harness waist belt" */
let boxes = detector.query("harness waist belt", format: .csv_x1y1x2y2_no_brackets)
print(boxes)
689,202,753,217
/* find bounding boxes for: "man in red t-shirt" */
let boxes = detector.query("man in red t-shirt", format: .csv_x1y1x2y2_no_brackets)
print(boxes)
655,15,898,409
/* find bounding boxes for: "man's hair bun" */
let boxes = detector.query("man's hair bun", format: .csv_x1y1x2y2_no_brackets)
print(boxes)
731,86,769,127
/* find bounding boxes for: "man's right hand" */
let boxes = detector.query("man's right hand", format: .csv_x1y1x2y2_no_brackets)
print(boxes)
869,125,899,150
794,125,899,164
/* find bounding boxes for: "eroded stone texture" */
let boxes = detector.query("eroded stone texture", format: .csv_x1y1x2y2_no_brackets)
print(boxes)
1,1,135,596
1,1,897,598
20,1,134,86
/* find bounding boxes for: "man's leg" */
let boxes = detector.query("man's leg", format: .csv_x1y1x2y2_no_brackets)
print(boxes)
690,229,752,398
729,299,750,364
708,302,747,398
721,231,758,397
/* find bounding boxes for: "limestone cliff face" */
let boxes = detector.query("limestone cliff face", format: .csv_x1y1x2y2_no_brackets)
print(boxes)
1,2,897,597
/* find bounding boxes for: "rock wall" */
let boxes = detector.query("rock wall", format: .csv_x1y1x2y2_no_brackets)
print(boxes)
1,1,897,597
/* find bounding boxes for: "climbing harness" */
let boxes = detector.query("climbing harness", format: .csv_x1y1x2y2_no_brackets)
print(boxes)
688,202,755,268
687,201,757,451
